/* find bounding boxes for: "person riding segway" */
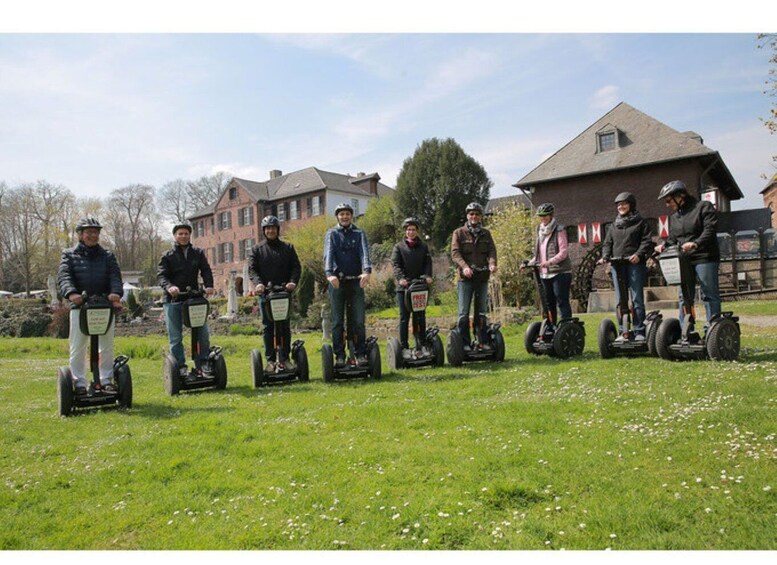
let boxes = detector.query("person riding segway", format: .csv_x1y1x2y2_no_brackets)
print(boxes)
522,203,585,358
56,217,132,416
162,286,227,395
386,218,444,370
597,192,663,357
653,180,740,361
447,202,505,366
158,222,227,394
248,215,309,387
322,203,381,382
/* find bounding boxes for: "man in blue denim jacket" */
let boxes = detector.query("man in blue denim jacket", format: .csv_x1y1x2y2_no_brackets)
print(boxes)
323,202,372,367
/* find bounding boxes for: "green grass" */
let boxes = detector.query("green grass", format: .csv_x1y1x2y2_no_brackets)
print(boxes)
1,309,777,549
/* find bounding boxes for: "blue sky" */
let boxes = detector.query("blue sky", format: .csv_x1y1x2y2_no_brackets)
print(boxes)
1,6,774,212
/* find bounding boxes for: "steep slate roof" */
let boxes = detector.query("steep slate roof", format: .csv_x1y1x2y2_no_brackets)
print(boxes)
189,167,393,219
485,193,532,214
514,102,743,199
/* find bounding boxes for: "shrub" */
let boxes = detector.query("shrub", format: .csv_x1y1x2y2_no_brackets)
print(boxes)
47,307,71,338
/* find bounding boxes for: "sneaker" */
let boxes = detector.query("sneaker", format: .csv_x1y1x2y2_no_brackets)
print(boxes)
614,335,627,343
335,356,346,368
634,334,646,342
178,366,189,378
356,355,369,366
186,372,200,383
74,385,88,396
200,361,212,375
463,344,472,353
102,383,118,393
402,349,413,360
479,343,493,351
284,360,296,371
266,361,276,373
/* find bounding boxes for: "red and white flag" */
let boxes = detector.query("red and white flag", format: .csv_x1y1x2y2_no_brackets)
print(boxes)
592,222,601,244
578,223,588,245
659,215,669,238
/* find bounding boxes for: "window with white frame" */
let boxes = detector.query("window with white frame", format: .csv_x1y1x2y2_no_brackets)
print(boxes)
290,200,298,220
597,130,618,153
220,242,233,263
239,206,253,227
312,195,320,216
277,202,286,222
219,211,232,230
351,198,360,216
240,238,255,260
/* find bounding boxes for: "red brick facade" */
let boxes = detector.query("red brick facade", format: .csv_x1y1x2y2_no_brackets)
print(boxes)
762,179,777,229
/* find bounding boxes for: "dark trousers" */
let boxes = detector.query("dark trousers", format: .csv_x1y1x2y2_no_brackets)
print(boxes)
397,291,427,349
260,296,291,362
541,272,572,323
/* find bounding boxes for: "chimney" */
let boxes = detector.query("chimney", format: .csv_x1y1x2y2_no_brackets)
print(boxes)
349,172,380,195
269,169,282,179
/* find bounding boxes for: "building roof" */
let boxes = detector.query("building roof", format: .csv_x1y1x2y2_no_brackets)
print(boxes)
514,102,743,199
760,172,777,195
189,167,393,219
485,194,532,214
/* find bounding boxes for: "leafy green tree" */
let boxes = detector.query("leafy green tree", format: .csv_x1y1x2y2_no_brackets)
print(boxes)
487,200,536,308
283,215,331,294
395,138,492,248
359,192,400,246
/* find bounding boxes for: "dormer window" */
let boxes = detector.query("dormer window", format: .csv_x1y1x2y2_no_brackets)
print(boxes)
229,187,237,200
598,131,617,152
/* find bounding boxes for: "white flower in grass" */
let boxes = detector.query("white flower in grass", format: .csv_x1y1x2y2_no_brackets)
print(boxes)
609,533,617,539
579,523,586,529
422,538,429,544
763,486,772,492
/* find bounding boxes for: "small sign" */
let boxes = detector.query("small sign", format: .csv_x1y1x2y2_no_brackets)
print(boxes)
578,224,588,245
410,290,428,312
659,215,669,238
702,190,718,209
269,297,290,322
187,303,209,328
85,308,112,335
592,222,601,244
659,255,682,285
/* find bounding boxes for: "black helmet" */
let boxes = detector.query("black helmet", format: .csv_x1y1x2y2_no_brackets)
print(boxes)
536,203,555,216
465,202,484,214
261,215,280,230
334,202,354,216
402,217,420,229
658,180,688,200
172,222,192,234
614,192,637,208
75,216,103,233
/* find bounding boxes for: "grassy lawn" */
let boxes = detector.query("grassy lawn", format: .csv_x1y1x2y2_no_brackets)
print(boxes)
1,306,776,550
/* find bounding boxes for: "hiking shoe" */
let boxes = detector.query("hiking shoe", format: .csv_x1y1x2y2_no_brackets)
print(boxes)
200,361,213,375
402,349,413,360
178,366,189,378
335,356,346,368
266,361,276,373
356,355,369,366
102,383,118,393
284,360,296,371
74,386,88,396
634,334,646,342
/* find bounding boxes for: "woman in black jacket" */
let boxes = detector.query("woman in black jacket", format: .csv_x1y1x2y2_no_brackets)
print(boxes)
599,192,654,340
391,218,433,354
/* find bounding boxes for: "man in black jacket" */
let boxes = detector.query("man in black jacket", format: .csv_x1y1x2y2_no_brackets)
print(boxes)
248,215,302,372
655,180,721,323
57,217,123,395
157,222,215,378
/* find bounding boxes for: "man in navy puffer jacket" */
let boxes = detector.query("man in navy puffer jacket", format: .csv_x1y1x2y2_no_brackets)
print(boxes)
57,217,123,395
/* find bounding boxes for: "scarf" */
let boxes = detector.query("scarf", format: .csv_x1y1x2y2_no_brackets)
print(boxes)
614,210,642,228
405,237,419,248
538,218,558,238
467,221,482,236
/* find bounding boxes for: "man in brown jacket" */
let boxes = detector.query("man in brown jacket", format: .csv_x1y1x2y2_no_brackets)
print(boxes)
450,202,497,350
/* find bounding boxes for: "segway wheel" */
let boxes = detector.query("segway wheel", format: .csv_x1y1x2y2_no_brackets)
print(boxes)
646,318,661,357
368,342,382,380
553,322,585,359
116,364,133,409
706,317,740,362
524,322,542,355
57,367,74,417
493,330,506,362
213,355,228,390
432,334,445,367
597,318,617,359
386,337,402,371
656,317,681,361
446,330,464,367
251,349,265,388
322,344,335,383
295,347,310,382
163,354,180,396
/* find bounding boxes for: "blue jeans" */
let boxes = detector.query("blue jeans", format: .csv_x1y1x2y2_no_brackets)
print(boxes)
540,272,572,323
260,296,291,362
397,291,426,349
678,261,721,324
164,302,210,368
610,263,647,335
457,280,489,346
330,279,366,358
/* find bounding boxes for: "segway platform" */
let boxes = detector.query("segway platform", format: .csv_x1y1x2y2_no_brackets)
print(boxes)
322,338,381,382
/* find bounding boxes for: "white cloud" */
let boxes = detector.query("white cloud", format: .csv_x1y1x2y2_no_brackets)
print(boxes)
590,85,620,111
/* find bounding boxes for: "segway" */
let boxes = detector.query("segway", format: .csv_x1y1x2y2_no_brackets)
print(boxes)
654,246,740,361
386,278,445,370
522,262,585,359
321,275,381,382
162,287,228,395
57,293,132,416
598,256,662,358
446,267,506,367
251,283,310,387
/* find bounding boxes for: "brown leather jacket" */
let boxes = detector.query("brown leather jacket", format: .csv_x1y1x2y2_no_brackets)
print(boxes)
451,224,497,282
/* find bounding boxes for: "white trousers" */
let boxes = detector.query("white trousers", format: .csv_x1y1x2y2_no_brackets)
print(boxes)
69,309,116,387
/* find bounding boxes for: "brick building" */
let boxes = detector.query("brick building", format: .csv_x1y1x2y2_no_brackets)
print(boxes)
512,102,746,307
188,167,393,295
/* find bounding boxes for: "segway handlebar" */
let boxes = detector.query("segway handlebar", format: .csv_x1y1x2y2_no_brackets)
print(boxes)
262,283,292,295
337,273,364,281
80,291,122,310
171,286,206,302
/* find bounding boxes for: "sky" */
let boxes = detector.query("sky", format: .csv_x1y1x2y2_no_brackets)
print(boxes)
1,4,775,213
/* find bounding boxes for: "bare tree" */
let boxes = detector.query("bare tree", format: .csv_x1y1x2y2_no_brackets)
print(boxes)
187,171,232,210
30,180,76,282
105,184,158,271
159,178,192,224
2,185,43,294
